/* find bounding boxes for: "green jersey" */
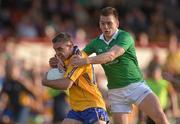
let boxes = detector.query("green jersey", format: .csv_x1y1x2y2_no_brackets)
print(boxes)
83,29,143,89
146,79,169,109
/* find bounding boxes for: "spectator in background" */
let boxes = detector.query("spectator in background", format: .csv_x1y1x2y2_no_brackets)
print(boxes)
0,0,179,41
162,72,180,92
162,34,180,91
17,16,38,38
0,54,5,92
74,28,88,50
137,32,149,47
146,64,180,124
0,59,31,124
124,8,148,36
0,56,46,124
163,34,180,74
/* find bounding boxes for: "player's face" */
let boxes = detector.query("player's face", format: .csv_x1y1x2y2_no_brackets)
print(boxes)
99,15,119,40
53,41,73,61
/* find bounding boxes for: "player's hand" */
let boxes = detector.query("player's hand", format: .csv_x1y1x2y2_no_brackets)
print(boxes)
49,57,58,68
57,57,66,72
71,55,87,67
49,56,66,71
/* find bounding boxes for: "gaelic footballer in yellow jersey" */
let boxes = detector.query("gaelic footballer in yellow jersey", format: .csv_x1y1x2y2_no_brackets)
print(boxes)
64,50,106,111
42,33,109,124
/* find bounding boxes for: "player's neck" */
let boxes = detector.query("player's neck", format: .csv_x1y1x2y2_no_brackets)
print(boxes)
104,35,112,42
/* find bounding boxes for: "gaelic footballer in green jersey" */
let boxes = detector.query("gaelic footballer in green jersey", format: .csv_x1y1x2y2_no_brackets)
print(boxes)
66,7,169,124
84,29,143,89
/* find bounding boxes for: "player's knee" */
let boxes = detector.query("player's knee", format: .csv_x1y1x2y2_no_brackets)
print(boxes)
153,110,168,124
112,115,128,124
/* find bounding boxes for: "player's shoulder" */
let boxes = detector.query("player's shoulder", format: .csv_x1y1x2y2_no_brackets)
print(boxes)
81,51,88,57
118,29,132,38
117,29,134,43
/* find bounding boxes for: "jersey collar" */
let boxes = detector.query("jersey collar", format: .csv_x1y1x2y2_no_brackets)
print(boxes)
99,29,119,45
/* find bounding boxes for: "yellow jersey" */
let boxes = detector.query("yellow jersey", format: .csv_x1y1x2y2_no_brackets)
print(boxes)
64,50,106,111
163,51,180,74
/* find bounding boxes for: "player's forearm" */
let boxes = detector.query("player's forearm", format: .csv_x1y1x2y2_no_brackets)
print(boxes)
87,52,116,64
42,78,72,90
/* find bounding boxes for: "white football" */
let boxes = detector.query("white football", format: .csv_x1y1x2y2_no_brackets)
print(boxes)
47,68,65,80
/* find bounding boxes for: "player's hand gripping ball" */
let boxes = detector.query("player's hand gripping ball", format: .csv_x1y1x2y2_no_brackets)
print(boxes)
47,68,64,80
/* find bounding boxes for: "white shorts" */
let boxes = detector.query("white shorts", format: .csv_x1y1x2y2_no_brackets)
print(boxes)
108,80,152,113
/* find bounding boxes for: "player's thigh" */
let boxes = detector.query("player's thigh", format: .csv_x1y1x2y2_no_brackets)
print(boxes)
61,118,83,124
138,93,164,119
111,113,128,124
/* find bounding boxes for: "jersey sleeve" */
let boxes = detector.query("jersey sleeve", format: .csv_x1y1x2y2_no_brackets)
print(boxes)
64,66,85,82
116,32,134,51
83,40,95,55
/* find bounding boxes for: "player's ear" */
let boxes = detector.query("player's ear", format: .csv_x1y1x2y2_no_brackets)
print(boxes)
70,44,74,54
69,41,74,48
116,19,119,28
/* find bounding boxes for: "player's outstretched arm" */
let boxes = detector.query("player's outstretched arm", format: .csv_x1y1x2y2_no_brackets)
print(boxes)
71,45,125,67
42,73,73,90
87,45,125,64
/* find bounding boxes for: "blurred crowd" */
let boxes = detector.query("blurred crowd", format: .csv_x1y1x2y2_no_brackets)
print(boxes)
0,41,70,124
0,0,180,124
0,0,180,43
1,37,180,124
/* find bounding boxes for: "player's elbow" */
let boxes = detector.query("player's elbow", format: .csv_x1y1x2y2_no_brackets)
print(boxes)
62,85,71,90
42,82,46,86
62,87,68,90
106,48,124,62
41,79,48,86
107,52,116,61
61,87,68,90
63,81,73,90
